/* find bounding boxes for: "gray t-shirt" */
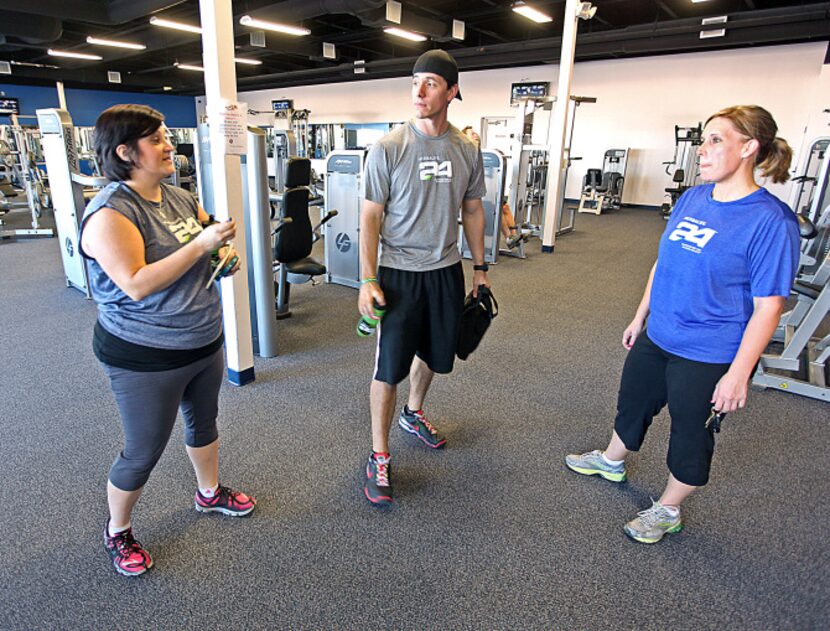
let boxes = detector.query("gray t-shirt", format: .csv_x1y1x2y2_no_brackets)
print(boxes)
79,182,222,350
364,121,486,271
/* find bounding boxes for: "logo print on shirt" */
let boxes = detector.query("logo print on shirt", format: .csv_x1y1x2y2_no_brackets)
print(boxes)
168,217,203,244
419,160,453,182
668,220,717,253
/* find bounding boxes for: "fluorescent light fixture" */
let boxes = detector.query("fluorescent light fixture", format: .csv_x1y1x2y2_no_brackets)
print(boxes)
323,42,336,59
86,36,146,50
47,49,103,60
239,15,310,36
691,1,712,3
163,86,173,91
512,2,553,24
149,16,202,34
384,27,427,42
10,60,60,69
175,62,204,72
452,19,465,41
235,57,262,65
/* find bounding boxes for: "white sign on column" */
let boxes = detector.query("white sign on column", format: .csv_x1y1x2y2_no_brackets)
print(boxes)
212,99,248,155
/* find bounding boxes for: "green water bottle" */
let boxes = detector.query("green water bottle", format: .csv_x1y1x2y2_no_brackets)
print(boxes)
357,300,386,337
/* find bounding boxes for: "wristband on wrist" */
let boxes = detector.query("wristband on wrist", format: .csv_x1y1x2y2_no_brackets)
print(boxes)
473,263,489,272
361,277,378,285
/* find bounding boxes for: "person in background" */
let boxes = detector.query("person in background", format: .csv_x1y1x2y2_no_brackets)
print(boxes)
461,125,525,250
565,105,800,543
359,51,489,507
79,104,256,576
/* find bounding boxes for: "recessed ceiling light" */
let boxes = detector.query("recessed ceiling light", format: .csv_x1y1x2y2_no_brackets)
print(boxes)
383,27,427,42
239,16,311,36
47,49,103,60
235,57,263,65
175,62,204,72
86,36,146,50
512,2,553,23
149,16,202,34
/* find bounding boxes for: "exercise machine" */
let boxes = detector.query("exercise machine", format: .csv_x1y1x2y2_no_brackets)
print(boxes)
752,223,830,401
0,115,53,240
273,157,337,318
461,149,507,264
508,94,595,240
324,150,365,288
789,138,829,224
36,109,108,295
577,148,629,215
661,124,702,219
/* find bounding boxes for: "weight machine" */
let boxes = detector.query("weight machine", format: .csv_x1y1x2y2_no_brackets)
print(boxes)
661,124,702,219
0,114,53,240
578,148,629,215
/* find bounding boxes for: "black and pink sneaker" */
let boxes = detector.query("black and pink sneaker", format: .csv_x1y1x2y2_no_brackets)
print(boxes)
194,485,256,517
104,522,153,577
364,452,393,506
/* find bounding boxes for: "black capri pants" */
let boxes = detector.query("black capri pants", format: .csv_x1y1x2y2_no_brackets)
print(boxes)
374,262,465,385
102,348,224,491
614,333,731,487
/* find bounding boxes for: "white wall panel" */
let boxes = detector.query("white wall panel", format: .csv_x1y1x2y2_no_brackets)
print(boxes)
239,42,827,206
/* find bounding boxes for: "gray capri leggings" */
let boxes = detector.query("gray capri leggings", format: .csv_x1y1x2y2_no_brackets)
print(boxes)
102,349,224,491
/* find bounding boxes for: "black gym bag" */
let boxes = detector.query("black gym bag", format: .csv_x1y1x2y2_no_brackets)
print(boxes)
456,285,498,360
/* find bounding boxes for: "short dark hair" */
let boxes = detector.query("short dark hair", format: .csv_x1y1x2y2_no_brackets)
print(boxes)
93,104,165,181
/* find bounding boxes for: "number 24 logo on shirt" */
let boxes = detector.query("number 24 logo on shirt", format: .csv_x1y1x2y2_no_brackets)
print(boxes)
669,220,717,248
419,160,453,181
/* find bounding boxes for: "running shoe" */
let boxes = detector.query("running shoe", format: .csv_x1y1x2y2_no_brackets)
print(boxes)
398,406,447,449
565,449,627,482
194,485,256,517
624,500,683,544
104,522,153,577
364,452,393,506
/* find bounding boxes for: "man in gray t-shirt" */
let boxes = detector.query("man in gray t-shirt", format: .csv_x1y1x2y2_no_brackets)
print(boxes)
359,49,491,507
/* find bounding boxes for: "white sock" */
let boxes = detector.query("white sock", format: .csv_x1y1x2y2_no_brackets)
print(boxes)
108,522,131,537
200,484,219,497
601,452,624,466
660,504,680,516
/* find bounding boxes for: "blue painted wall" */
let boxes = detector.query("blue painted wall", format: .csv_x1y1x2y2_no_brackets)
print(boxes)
0,84,197,127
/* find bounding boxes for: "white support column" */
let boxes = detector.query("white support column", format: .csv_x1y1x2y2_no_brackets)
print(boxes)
199,0,255,386
541,0,579,253
56,81,67,109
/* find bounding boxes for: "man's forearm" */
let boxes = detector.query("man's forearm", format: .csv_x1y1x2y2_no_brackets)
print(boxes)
461,202,486,265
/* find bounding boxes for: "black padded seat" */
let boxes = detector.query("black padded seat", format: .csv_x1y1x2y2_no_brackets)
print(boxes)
286,257,326,276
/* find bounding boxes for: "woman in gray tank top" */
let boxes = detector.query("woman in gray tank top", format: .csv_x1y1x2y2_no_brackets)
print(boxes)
79,104,256,577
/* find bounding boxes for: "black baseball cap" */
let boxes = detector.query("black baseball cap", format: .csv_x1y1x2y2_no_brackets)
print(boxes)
412,49,462,100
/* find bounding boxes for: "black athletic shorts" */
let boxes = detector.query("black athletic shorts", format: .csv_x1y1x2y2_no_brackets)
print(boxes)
374,262,465,385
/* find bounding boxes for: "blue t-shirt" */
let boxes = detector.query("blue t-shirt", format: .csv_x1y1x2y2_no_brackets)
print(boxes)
647,184,799,363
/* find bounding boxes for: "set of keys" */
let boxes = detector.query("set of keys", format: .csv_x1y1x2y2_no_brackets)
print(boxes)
705,409,727,433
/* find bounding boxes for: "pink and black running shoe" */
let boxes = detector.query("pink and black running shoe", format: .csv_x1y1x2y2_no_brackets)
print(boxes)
194,485,256,517
104,522,153,577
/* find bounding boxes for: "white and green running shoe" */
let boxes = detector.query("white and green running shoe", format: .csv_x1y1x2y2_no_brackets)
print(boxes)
565,450,627,482
624,500,683,544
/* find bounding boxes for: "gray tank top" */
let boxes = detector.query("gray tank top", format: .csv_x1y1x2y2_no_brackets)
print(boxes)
80,182,222,350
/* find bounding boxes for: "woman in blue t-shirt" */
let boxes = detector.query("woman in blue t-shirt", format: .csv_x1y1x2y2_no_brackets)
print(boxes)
80,105,256,576
565,105,800,544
